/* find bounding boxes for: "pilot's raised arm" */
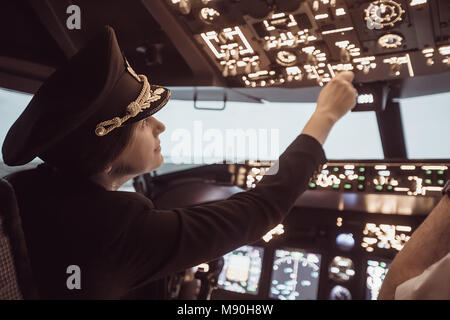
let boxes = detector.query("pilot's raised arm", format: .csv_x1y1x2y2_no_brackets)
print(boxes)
2,26,356,299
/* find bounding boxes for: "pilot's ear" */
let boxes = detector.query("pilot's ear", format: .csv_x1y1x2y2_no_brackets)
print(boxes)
105,165,113,175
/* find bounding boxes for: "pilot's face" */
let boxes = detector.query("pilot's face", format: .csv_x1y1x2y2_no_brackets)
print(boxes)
113,116,166,175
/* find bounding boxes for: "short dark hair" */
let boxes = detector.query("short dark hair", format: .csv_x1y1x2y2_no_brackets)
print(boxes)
40,120,138,177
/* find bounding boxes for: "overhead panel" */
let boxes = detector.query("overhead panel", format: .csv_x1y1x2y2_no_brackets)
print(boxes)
162,0,450,88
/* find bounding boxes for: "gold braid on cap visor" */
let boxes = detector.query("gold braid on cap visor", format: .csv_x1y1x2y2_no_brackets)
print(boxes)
94,74,165,137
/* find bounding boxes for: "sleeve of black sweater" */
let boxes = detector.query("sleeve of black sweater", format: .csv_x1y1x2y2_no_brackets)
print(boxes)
112,134,326,287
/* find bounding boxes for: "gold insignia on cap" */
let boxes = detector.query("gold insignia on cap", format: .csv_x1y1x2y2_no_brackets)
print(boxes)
125,57,142,83
94,74,166,137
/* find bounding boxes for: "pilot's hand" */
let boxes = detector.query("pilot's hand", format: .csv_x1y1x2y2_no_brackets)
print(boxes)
315,71,357,123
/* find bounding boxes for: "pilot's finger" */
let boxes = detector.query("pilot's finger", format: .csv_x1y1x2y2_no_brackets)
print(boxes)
335,71,355,82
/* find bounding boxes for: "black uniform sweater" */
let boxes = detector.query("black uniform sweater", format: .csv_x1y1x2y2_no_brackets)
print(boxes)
6,134,326,299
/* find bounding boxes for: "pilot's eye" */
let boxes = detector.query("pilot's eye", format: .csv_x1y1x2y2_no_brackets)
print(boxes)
142,118,148,128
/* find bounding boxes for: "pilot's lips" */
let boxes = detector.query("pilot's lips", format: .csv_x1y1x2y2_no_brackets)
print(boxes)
155,145,161,152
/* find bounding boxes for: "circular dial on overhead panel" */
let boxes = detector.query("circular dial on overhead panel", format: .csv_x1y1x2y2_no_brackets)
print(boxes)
276,50,298,66
365,0,405,30
199,7,220,24
378,33,403,49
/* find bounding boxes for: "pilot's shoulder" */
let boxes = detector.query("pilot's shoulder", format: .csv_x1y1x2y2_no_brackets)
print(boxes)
91,191,156,235
5,165,155,213
105,190,155,211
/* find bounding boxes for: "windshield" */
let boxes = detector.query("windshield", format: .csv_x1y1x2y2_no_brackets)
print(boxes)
156,98,384,164
399,92,450,159
1,87,449,177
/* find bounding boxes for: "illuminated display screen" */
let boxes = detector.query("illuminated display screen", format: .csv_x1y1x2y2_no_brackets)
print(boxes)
269,248,321,300
217,245,264,295
366,259,391,300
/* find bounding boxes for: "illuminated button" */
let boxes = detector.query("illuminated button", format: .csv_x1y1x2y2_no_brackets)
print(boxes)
359,167,365,173
309,182,317,188
358,176,365,181
425,179,432,184
344,184,352,190
426,170,432,175
438,170,444,175
333,167,339,172
333,184,340,189
387,185,393,191
375,185,383,191
438,179,444,185
358,184,364,191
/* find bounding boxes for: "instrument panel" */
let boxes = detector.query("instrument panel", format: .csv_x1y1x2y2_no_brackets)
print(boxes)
211,205,425,300
236,160,449,196
145,159,448,300
211,159,447,300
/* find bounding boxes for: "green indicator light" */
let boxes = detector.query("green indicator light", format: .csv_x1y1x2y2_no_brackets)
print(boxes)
387,185,393,190
425,179,432,184
438,180,444,185
438,170,444,175
344,184,352,189
358,176,365,181
309,182,316,188
333,167,339,172
380,262,386,268
426,170,432,175
375,185,383,191
333,184,340,189
358,184,364,190
359,167,365,173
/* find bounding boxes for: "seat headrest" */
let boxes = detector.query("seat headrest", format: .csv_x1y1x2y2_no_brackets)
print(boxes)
0,178,39,299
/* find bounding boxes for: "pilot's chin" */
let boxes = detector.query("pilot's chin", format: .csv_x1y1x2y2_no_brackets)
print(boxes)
156,154,164,169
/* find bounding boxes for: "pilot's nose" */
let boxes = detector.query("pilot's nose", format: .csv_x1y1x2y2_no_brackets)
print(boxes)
152,117,166,135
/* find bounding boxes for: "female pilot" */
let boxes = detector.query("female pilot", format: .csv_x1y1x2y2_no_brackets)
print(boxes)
2,26,357,299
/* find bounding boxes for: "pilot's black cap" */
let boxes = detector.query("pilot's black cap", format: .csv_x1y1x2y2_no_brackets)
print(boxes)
2,25,171,167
